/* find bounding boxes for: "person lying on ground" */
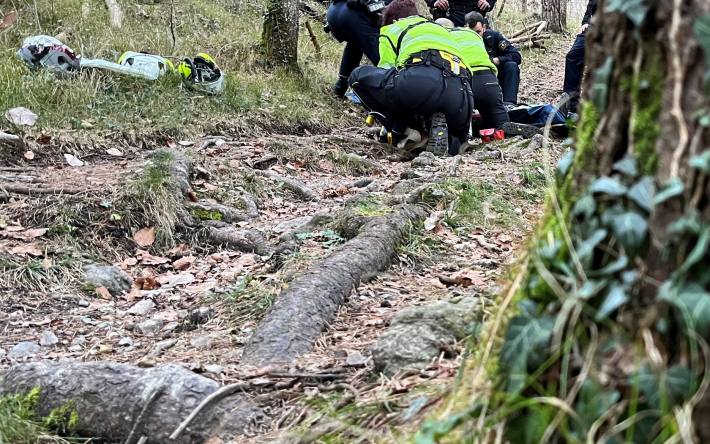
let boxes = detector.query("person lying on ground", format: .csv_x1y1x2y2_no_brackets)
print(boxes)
427,0,495,27
466,12,521,106
558,0,597,119
435,17,509,131
326,0,390,97
348,0,473,155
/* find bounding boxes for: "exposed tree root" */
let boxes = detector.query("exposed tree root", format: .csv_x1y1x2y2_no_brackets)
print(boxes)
254,169,319,201
187,200,252,223
0,183,83,195
207,224,273,256
241,204,426,366
0,361,263,443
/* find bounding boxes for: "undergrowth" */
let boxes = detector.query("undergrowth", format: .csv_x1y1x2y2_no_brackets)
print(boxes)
0,0,347,145
0,387,79,444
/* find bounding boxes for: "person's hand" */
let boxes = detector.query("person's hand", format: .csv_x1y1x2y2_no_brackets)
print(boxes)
477,0,490,10
434,0,449,9
579,23,589,34
492,57,500,65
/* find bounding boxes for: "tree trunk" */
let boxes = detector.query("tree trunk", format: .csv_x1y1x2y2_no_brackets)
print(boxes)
262,0,299,68
541,0,566,32
489,0,710,442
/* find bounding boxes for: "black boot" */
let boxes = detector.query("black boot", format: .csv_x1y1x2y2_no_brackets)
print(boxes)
333,75,348,98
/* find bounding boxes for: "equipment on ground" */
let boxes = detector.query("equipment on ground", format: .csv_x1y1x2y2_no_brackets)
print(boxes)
177,53,225,95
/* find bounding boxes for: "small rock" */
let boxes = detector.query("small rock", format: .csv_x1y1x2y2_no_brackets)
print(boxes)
68,345,83,353
352,178,373,188
162,322,179,332
77,298,90,307
71,335,86,346
0,348,6,358
380,298,393,308
190,335,213,349
118,337,134,347
6,107,38,126
527,133,545,151
411,151,437,167
150,338,177,356
204,364,224,374
39,330,59,347
345,351,367,367
273,216,314,235
9,341,40,359
474,150,502,161
84,263,132,296
187,307,215,326
127,299,156,316
135,319,164,336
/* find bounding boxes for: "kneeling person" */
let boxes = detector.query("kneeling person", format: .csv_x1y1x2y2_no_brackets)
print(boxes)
437,19,509,130
349,0,473,155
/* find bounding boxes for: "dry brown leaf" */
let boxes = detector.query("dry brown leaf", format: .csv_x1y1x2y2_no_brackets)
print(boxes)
167,243,190,257
23,228,48,239
122,257,138,267
439,269,486,288
0,11,18,30
95,286,113,300
24,150,35,160
42,257,53,270
133,227,155,247
10,243,42,257
173,255,196,270
140,254,169,265
106,148,123,157
135,276,160,290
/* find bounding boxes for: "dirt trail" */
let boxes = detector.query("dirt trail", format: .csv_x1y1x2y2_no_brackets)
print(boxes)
0,39,571,441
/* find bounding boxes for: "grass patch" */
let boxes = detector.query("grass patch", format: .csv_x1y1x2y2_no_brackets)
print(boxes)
0,253,79,292
0,0,349,145
213,273,279,325
115,150,182,250
0,387,78,444
398,224,443,267
350,196,391,217
425,179,520,230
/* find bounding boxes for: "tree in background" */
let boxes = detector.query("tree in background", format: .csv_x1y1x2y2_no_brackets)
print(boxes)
262,0,299,68
542,0,566,32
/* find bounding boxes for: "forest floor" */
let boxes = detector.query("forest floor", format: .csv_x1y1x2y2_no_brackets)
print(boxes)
0,5,574,440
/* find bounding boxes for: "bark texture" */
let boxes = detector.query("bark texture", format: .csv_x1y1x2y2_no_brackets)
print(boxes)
0,361,263,443
541,0,566,32
242,205,426,365
262,0,299,68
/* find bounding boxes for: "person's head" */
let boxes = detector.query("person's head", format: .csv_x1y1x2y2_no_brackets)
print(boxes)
434,17,455,29
382,0,418,26
465,11,485,35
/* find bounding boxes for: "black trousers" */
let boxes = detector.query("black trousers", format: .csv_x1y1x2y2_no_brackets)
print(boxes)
471,69,509,129
326,1,380,80
434,3,490,27
563,33,586,112
497,61,520,104
349,64,473,152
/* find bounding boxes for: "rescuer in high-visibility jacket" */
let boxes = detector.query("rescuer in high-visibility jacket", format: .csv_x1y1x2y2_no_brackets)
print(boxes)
348,0,473,156
441,21,509,130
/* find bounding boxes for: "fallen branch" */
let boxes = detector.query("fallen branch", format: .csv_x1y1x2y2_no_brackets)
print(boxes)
510,20,546,39
255,169,319,201
304,21,322,59
241,204,426,366
0,361,263,443
104,0,123,29
0,183,83,195
0,131,22,147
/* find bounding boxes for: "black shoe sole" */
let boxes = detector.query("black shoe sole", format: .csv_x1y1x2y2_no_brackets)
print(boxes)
501,122,543,139
427,113,449,156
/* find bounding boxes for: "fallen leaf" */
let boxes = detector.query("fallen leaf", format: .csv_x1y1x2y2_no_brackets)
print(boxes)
22,228,48,239
135,276,160,290
24,150,35,160
106,148,123,157
178,140,195,146
37,134,51,144
64,153,84,167
42,257,53,270
6,107,38,126
140,254,169,266
0,11,18,31
424,211,444,231
122,257,138,267
439,269,486,288
10,243,42,257
153,309,179,322
133,227,155,247
95,286,113,300
173,255,196,270
167,244,190,257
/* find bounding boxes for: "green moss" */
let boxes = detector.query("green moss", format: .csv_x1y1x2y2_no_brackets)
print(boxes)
43,400,79,434
630,51,663,175
189,208,224,221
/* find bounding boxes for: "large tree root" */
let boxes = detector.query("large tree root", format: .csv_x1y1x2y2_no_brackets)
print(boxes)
0,361,263,443
254,170,319,201
241,204,426,366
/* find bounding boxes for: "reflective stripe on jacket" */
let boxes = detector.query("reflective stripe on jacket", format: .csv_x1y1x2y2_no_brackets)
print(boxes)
378,16,465,69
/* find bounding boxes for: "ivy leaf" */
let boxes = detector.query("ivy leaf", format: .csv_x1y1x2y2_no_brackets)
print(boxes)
589,254,629,277
557,150,575,177
668,211,702,236
660,283,710,337
595,284,628,320
590,177,628,196
606,0,649,27
637,365,697,409
574,380,621,434
653,178,684,205
572,194,596,219
576,279,608,300
613,156,639,177
576,228,608,260
590,57,614,113
690,151,710,173
501,305,555,393
677,226,710,275
611,211,648,249
627,176,656,212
